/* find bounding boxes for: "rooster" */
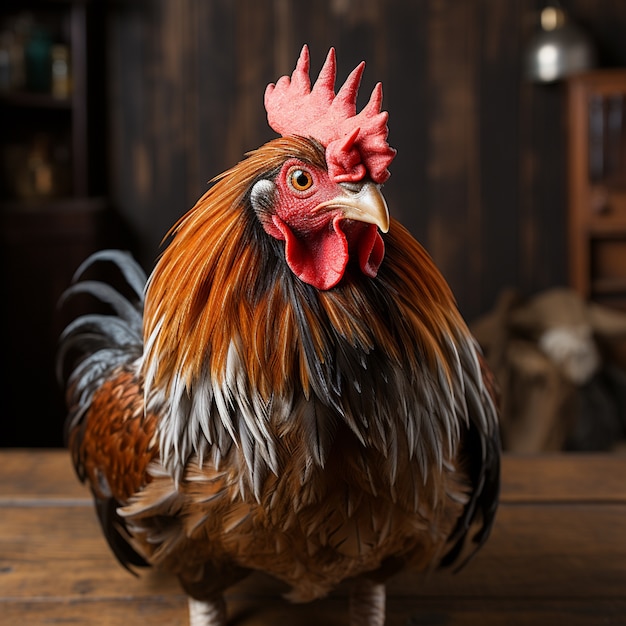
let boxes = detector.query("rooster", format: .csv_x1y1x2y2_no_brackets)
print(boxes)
58,46,500,626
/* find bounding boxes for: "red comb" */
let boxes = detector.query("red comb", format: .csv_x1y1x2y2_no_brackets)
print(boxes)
264,45,396,184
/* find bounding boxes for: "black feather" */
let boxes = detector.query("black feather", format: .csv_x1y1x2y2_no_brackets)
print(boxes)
94,494,149,574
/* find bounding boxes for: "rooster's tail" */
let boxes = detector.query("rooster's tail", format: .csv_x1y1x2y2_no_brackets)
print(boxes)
57,250,146,443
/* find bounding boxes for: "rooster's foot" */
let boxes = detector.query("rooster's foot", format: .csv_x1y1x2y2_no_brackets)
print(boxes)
349,579,386,626
188,595,227,626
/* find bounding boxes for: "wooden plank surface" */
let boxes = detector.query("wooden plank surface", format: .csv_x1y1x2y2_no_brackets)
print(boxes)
500,453,626,502
1,450,625,625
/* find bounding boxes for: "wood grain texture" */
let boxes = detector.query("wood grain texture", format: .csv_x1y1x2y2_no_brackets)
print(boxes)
3,598,625,626
1,450,624,625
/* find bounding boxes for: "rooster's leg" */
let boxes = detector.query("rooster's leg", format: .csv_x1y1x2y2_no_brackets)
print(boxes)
188,595,227,626
349,579,386,626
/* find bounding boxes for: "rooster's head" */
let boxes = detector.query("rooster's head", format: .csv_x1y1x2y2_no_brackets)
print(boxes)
250,46,396,290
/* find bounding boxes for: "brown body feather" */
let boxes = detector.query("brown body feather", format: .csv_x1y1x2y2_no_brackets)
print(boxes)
70,368,157,502
121,430,471,603
61,136,499,609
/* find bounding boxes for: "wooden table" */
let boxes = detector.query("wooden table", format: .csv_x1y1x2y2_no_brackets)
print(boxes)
1,450,625,625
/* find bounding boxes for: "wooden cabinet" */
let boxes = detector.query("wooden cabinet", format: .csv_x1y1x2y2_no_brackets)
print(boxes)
0,0,104,201
0,1,127,446
568,70,626,308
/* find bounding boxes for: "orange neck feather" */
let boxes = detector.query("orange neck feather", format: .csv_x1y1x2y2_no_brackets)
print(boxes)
143,138,324,399
142,137,471,407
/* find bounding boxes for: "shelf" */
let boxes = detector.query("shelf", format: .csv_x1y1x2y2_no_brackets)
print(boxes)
591,276,626,296
589,222,626,238
568,70,626,303
0,196,112,246
0,196,107,214
0,91,72,110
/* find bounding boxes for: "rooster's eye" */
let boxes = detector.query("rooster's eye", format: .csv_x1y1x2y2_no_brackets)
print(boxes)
288,168,313,192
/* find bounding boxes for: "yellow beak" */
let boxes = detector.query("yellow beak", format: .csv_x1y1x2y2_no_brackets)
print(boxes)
314,182,390,233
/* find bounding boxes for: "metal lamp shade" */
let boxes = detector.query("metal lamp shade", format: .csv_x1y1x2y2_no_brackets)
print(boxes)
525,7,596,83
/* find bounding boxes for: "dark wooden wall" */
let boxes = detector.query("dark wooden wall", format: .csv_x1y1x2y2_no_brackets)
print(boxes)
105,0,626,321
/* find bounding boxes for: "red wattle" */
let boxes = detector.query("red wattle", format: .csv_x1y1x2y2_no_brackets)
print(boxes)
357,223,385,278
273,216,348,290
272,216,385,290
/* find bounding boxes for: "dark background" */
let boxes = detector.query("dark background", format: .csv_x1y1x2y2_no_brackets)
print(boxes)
104,0,626,319
3,0,626,446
